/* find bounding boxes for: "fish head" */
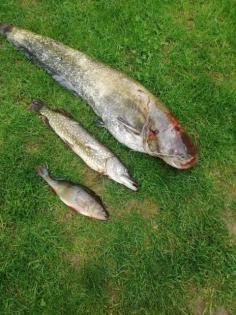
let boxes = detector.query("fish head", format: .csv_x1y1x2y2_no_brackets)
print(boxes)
93,206,109,220
144,111,197,169
105,157,138,191
88,203,109,221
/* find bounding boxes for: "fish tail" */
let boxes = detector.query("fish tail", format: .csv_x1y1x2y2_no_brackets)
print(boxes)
28,99,44,113
37,164,49,178
0,23,13,35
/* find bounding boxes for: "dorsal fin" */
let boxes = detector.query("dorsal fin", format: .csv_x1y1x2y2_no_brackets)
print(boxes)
52,108,74,119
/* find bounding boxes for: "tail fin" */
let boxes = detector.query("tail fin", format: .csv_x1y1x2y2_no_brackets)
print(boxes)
0,23,13,35
28,99,44,113
37,164,49,178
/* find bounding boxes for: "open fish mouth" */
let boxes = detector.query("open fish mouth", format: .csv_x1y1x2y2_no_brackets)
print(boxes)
112,173,138,191
148,150,197,169
120,176,138,191
179,155,197,169
167,154,197,169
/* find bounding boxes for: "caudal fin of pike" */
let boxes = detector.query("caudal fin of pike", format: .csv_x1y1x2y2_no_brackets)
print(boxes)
28,99,44,113
37,164,49,178
0,23,13,35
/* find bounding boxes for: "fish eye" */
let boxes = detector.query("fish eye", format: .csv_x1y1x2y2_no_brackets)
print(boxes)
178,153,187,159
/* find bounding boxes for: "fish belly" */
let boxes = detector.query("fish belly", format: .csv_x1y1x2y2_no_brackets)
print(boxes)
7,28,146,151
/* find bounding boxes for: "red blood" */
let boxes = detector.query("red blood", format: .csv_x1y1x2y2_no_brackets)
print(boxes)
148,129,159,141
166,112,184,134
180,155,197,168
181,133,197,157
49,187,56,194
166,112,197,164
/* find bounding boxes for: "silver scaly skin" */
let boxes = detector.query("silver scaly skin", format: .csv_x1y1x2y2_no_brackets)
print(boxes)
37,164,108,220
0,24,197,169
29,100,137,191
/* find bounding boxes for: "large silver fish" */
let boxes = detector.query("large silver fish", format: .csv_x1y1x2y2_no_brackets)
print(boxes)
0,24,197,169
37,164,108,220
29,100,137,191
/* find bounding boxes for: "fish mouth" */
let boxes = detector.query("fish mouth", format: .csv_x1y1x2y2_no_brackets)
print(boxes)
153,151,197,169
167,154,197,169
94,211,109,221
179,154,197,169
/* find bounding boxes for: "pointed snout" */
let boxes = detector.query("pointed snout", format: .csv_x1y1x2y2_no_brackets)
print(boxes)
120,175,138,191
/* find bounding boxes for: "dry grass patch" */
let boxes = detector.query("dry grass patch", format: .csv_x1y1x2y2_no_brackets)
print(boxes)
187,284,230,315
189,295,206,315
214,306,229,315
208,164,236,239
66,252,81,268
24,140,43,154
80,168,105,195
20,0,38,6
223,210,236,240
120,196,160,217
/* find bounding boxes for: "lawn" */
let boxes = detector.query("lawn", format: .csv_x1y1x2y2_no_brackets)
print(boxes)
0,0,236,314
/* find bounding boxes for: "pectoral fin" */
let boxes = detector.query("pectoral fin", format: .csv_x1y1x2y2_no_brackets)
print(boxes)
95,118,105,127
41,116,50,128
68,205,77,211
117,117,141,135
49,186,56,194
52,74,77,95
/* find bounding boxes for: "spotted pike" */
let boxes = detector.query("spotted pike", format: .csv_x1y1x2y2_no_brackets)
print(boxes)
29,100,137,191
37,164,108,220
0,24,197,169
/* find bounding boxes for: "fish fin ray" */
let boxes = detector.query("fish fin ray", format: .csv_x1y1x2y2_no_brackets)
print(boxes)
52,74,77,95
86,142,100,152
68,205,77,211
117,117,141,135
49,186,56,194
52,176,65,181
41,116,51,128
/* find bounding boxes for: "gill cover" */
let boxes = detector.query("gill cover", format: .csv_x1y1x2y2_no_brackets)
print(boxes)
143,104,197,169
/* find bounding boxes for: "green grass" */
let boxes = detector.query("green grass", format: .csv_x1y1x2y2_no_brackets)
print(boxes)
0,0,236,314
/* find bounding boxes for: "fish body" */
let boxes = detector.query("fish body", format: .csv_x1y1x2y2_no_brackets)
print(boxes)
0,24,197,169
29,100,137,191
37,164,108,220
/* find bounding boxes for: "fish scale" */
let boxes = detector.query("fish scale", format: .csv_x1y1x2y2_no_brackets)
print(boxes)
37,164,108,220
0,24,197,169
28,100,138,191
